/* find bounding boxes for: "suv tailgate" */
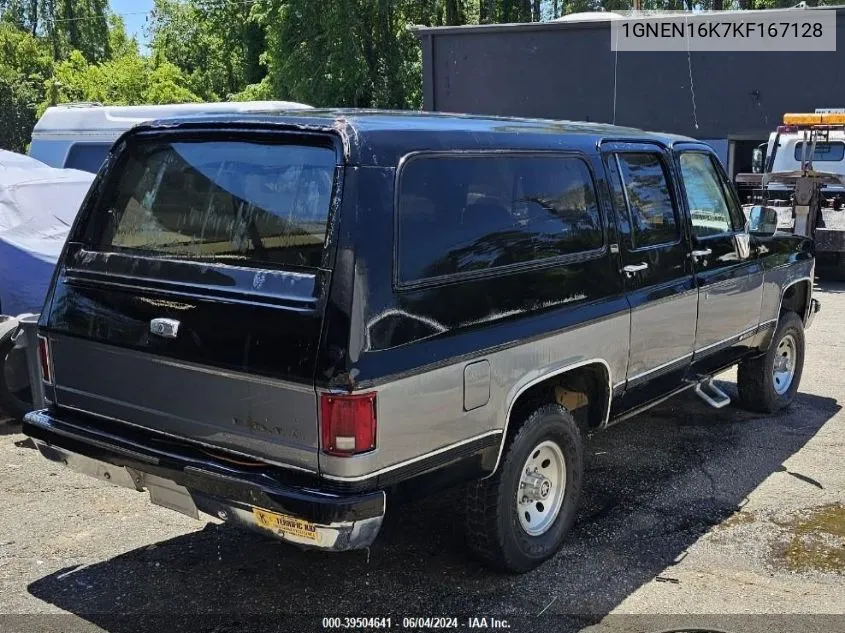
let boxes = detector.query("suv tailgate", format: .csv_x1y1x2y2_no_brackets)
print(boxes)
41,130,340,472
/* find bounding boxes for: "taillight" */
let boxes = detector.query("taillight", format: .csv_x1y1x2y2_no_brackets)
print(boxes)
320,392,377,456
777,125,798,133
37,334,53,384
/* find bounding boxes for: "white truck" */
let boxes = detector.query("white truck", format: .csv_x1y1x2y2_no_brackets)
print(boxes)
735,110,845,279
762,109,845,209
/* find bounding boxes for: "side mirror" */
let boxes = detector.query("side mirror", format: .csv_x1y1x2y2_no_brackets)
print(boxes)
747,205,779,237
752,147,764,174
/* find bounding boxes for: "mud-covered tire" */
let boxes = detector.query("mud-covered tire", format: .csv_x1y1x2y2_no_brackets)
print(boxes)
465,403,583,573
737,311,805,414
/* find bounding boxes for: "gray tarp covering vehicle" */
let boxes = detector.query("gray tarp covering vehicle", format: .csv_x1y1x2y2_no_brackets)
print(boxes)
0,152,95,420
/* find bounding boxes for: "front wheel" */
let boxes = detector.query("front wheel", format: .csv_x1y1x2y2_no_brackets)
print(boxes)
465,403,583,573
737,311,805,414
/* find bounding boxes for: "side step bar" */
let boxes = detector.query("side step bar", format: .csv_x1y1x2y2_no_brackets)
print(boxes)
694,379,731,409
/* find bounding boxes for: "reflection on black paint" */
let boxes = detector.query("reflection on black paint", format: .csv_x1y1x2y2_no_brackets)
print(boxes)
419,229,603,279
369,258,621,352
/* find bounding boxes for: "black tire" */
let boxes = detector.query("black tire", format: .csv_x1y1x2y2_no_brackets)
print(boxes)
737,311,805,414
465,403,583,573
0,328,33,422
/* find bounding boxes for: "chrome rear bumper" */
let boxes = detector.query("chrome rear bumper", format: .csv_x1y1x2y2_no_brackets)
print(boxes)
25,409,385,552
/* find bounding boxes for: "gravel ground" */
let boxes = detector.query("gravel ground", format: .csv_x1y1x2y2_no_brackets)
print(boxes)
1,282,844,633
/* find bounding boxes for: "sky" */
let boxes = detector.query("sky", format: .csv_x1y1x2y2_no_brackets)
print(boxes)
109,0,154,52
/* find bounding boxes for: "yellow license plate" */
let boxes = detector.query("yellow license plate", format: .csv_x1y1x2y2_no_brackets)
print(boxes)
252,507,319,542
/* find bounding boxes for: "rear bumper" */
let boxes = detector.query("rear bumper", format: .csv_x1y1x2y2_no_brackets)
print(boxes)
23,408,385,551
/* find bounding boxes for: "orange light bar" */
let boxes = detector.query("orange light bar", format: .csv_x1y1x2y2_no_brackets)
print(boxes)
821,112,845,124
783,112,845,126
783,113,822,125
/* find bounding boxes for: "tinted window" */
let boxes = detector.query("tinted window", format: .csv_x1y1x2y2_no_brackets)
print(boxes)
794,141,845,162
397,154,603,284
679,152,736,237
615,153,679,248
95,140,336,269
65,143,111,173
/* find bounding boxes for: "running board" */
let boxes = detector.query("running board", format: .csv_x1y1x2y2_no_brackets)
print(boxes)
694,379,731,409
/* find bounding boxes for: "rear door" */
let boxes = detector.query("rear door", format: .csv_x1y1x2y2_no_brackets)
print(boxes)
674,144,764,375
42,129,341,472
602,143,697,412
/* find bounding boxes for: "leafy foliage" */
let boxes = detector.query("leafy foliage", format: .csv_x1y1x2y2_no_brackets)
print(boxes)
0,21,50,150
148,0,266,101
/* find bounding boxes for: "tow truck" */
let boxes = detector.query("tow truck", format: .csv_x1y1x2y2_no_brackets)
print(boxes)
738,111,845,280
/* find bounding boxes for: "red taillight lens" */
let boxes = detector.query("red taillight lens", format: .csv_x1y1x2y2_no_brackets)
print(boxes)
37,334,52,384
320,392,376,456
777,125,798,133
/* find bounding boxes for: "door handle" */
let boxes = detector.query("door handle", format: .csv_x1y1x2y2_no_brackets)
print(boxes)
622,262,649,276
691,248,712,258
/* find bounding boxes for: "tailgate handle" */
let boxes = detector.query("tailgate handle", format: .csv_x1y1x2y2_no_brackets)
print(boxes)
150,318,180,339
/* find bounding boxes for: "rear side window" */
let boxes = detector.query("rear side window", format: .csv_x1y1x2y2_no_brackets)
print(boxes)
92,140,336,269
65,143,111,173
794,141,845,162
614,153,679,248
397,154,603,284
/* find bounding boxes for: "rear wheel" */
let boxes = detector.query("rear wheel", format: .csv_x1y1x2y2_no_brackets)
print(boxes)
465,403,583,573
737,311,805,414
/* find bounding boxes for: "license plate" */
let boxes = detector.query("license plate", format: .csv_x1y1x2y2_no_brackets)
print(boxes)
252,507,319,542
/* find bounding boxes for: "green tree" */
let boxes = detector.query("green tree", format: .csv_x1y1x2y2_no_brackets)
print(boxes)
0,21,50,150
254,0,443,109
108,13,137,59
148,0,266,101
35,0,111,62
44,48,200,111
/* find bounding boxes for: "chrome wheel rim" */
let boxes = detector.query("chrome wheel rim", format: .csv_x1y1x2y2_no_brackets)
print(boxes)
516,440,566,536
772,333,797,396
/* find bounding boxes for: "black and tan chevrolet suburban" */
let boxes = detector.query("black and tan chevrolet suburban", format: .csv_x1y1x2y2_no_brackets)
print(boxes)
24,110,820,573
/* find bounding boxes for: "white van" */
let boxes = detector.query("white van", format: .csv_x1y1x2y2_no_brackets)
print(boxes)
28,100,313,174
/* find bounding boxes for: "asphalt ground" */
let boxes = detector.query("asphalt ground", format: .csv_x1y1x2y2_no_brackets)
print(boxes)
1,281,843,633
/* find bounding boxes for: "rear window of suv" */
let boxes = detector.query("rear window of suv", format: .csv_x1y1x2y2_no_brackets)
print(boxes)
397,153,603,285
90,139,336,269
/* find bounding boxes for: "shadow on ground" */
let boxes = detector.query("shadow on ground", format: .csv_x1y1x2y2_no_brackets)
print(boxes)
816,279,845,294
26,387,839,631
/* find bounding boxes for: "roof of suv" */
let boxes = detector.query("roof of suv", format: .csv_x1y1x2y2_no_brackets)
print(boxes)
129,108,700,166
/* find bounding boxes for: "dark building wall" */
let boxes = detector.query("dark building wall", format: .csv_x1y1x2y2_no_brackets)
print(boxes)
417,9,845,140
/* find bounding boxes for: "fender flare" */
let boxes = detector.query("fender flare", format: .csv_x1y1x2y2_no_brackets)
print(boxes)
483,358,613,478
777,277,813,325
